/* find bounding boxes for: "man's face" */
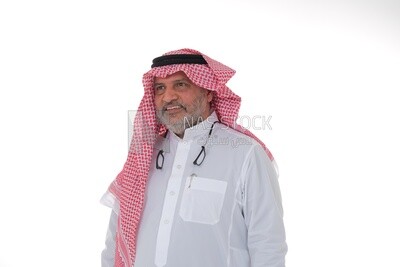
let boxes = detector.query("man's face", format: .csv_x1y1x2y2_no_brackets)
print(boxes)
154,71,213,137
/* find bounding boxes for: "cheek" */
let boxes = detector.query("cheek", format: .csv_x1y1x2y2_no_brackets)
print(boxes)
182,96,196,109
154,96,162,109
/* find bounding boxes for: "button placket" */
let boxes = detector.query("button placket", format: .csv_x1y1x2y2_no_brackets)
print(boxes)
154,139,192,267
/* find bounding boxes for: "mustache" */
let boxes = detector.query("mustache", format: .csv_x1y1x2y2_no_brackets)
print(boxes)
161,102,186,112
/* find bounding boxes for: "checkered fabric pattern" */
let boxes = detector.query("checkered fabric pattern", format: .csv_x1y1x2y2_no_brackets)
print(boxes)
108,48,274,267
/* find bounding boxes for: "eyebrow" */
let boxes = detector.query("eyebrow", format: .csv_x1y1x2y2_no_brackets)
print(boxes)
154,78,191,86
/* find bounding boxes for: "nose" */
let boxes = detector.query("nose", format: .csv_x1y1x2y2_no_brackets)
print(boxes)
162,86,178,103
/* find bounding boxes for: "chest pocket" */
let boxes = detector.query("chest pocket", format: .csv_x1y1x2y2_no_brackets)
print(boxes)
179,175,228,225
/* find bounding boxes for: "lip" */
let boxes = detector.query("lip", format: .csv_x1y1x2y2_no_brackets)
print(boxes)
164,105,184,112
165,106,182,111
163,105,184,115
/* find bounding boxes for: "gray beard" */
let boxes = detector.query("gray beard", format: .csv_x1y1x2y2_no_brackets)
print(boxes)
156,94,207,136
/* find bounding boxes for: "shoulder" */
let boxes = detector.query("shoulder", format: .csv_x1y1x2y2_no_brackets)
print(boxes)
214,123,278,174
213,123,266,154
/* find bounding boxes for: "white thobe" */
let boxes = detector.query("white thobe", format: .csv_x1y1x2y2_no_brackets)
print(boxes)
101,112,287,267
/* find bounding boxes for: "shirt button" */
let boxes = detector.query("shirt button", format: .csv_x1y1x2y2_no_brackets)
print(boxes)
176,165,182,169
169,191,175,196
164,219,170,224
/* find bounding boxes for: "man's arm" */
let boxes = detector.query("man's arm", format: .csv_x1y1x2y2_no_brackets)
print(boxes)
243,144,288,267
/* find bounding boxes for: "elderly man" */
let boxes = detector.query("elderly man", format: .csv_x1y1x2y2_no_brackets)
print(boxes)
101,48,288,267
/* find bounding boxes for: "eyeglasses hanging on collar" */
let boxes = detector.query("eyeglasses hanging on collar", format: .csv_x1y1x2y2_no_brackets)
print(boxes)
156,121,219,170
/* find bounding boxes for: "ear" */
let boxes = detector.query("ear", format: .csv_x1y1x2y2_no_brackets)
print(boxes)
206,90,213,103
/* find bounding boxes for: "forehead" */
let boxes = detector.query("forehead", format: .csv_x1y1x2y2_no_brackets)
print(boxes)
154,71,191,84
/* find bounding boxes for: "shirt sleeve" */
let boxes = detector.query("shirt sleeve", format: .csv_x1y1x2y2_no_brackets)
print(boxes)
100,190,119,267
101,209,117,267
243,144,288,267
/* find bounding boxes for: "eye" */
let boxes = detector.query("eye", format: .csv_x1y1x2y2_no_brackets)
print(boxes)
154,85,165,95
175,81,189,89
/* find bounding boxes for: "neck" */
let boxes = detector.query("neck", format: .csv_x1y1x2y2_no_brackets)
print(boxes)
174,109,213,139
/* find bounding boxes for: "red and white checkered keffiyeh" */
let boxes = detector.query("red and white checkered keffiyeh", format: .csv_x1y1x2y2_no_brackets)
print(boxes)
107,48,275,267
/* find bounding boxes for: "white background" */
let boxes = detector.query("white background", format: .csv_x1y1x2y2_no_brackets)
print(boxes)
1,0,399,266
